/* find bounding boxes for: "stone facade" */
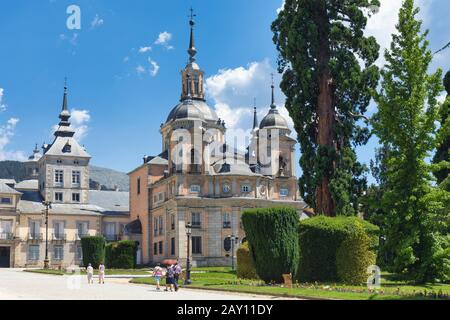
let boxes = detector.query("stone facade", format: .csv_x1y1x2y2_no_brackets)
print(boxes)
127,17,307,268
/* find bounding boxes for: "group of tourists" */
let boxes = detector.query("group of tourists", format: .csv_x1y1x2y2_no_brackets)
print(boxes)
86,263,105,284
152,261,183,292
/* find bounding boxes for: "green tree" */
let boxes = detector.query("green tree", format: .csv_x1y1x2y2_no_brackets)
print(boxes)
272,0,380,216
372,0,446,282
432,71,450,190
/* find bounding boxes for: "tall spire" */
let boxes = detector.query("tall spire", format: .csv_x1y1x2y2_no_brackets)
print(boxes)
270,73,276,109
252,98,258,129
188,7,197,63
55,80,75,138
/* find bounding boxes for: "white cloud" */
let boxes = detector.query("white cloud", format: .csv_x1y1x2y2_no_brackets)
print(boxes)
123,56,129,63
148,58,160,77
138,46,152,53
136,65,146,75
0,117,26,161
0,88,6,112
276,0,285,14
90,14,104,29
205,59,295,150
154,31,174,50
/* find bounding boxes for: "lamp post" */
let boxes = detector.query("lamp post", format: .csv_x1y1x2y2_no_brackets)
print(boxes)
185,222,192,285
228,235,239,271
42,201,52,269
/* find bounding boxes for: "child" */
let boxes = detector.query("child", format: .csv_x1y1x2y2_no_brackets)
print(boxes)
164,264,175,292
153,263,163,291
86,263,94,284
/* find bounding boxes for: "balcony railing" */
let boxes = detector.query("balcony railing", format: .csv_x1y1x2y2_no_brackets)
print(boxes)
75,233,89,241
0,232,13,240
104,234,121,241
28,233,43,241
191,222,201,229
223,221,231,229
52,233,67,241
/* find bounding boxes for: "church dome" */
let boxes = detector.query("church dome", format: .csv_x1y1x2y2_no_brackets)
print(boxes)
259,108,289,130
166,99,218,123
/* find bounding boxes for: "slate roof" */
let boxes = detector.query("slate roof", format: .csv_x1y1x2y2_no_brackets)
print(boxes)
88,190,129,216
0,181,21,195
15,179,39,191
44,136,91,158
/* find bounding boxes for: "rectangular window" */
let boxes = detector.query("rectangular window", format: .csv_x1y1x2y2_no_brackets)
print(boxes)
76,222,89,239
191,212,201,228
0,197,12,204
280,188,289,197
223,213,231,229
158,192,164,201
171,237,175,255
171,215,175,230
72,193,80,203
53,245,64,260
159,241,163,255
192,236,202,254
0,220,12,239
55,192,63,202
158,216,163,235
54,170,64,184
241,185,251,193
137,177,141,195
104,223,116,241
153,243,158,255
154,218,158,236
75,245,83,261
72,171,81,185
53,221,65,240
190,185,201,193
29,221,40,239
28,245,40,261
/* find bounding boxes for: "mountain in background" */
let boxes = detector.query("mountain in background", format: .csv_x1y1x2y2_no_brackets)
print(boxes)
0,161,130,192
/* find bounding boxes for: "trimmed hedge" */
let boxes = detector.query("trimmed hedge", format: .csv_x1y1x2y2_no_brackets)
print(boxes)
106,240,138,269
336,227,377,284
297,216,379,283
236,242,258,280
81,236,106,268
242,207,299,283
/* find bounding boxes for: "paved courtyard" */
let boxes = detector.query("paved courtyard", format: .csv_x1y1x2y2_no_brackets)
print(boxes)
0,269,289,300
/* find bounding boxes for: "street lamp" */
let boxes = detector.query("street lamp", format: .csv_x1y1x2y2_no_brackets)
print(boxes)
228,235,239,271
185,222,192,285
42,200,52,269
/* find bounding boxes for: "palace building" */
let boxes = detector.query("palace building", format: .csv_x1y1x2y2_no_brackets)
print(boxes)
0,86,130,269
127,16,307,267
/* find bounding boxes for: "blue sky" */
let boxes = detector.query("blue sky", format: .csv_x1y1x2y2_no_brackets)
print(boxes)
0,0,449,183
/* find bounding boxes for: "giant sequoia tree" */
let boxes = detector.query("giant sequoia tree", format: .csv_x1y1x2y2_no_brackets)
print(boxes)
372,0,447,282
272,0,380,216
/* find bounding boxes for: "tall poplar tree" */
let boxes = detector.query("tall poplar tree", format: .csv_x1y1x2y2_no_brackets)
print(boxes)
372,0,447,282
432,71,450,190
272,0,380,216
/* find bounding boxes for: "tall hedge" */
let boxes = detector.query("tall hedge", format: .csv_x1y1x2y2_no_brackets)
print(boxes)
242,207,299,283
236,242,258,280
81,236,106,268
297,216,379,283
106,240,138,269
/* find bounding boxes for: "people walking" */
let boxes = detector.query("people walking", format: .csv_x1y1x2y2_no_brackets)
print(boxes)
86,263,94,284
164,264,175,292
98,263,105,284
173,261,182,292
153,263,163,291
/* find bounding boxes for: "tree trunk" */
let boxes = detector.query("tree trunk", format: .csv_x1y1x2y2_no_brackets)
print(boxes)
315,6,336,217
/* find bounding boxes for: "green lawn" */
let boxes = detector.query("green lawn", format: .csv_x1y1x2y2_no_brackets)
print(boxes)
130,268,450,300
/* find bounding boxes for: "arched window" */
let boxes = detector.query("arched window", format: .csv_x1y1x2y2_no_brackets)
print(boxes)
224,237,231,252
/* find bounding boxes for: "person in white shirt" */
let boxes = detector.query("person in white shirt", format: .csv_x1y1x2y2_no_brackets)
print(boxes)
98,263,105,284
86,263,94,284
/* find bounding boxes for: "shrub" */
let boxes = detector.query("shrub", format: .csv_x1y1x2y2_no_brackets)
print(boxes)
242,207,299,283
297,216,378,283
106,240,138,269
81,236,106,268
336,228,377,285
236,242,258,280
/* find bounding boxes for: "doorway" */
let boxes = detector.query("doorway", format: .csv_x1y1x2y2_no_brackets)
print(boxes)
0,247,10,268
